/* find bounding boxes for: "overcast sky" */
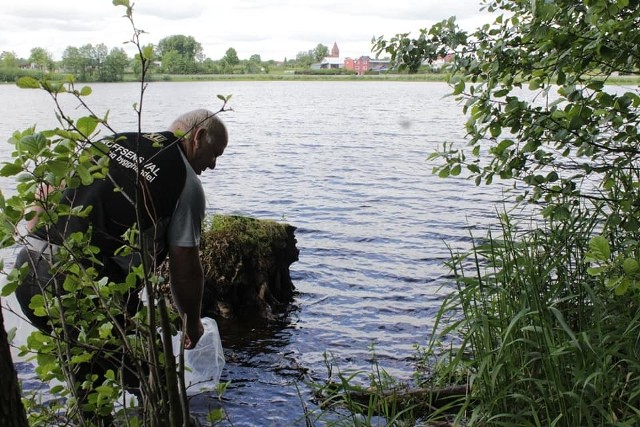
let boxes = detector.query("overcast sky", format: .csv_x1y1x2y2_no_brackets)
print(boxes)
2,0,495,62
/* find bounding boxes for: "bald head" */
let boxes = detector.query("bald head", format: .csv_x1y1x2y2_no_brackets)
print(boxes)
169,109,228,151
169,109,228,175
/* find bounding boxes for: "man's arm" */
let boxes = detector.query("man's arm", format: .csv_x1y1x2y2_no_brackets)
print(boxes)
168,245,205,349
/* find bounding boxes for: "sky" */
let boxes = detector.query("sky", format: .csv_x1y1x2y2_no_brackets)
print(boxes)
1,0,495,62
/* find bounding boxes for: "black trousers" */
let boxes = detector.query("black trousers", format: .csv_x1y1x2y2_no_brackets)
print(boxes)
14,244,144,403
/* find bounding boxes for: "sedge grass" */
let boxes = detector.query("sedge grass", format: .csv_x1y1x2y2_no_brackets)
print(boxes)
426,207,640,426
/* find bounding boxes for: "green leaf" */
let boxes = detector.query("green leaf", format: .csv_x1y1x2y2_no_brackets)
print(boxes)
47,159,70,178
586,80,604,91
605,276,622,289
71,352,96,365
77,164,93,186
80,86,92,97
615,278,630,296
623,258,639,275
99,323,114,339
18,133,48,155
0,163,23,177
76,116,99,137
1,281,19,297
453,79,465,95
6,327,16,345
493,88,509,98
528,78,542,90
588,236,610,261
50,385,65,394
95,385,115,396
142,45,154,60
16,76,40,89
587,266,603,276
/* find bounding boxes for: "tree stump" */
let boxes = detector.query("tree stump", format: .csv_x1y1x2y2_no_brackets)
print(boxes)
161,215,299,321
0,298,29,427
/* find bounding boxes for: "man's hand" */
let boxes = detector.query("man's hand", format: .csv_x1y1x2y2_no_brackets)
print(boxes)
184,317,204,349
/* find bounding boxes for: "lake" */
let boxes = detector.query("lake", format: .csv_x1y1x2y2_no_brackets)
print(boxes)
0,80,507,426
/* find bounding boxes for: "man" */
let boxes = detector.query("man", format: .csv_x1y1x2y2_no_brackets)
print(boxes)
15,108,227,358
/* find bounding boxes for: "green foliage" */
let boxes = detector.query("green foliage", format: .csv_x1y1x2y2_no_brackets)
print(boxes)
0,2,231,425
313,44,330,62
62,43,131,82
430,213,640,426
206,214,287,259
373,0,640,425
0,76,141,421
0,51,19,69
221,47,240,66
586,235,640,295
158,35,204,74
28,47,54,72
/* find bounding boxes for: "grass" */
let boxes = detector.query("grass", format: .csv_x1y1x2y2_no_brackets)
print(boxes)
423,209,640,426
122,71,451,83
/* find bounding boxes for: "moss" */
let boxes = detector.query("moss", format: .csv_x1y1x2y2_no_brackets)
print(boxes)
160,214,297,319
205,214,287,258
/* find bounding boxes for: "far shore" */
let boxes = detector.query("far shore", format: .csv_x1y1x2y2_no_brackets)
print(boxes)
124,72,450,82
3,72,639,85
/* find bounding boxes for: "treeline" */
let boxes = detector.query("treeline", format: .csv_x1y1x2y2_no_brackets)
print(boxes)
0,34,333,83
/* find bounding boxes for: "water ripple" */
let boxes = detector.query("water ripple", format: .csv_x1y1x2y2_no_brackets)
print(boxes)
0,81,506,425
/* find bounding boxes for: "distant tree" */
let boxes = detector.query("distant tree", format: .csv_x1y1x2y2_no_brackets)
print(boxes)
95,43,108,66
0,51,19,69
157,35,202,73
161,50,187,74
28,47,53,71
222,47,240,66
157,35,202,60
100,47,129,81
62,46,84,77
200,58,218,74
295,50,315,67
244,54,263,74
78,44,97,79
61,44,97,81
313,44,329,62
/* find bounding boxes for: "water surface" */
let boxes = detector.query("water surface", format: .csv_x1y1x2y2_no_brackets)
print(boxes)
0,80,506,426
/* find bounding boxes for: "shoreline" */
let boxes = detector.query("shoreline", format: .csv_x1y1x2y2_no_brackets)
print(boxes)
3,72,638,85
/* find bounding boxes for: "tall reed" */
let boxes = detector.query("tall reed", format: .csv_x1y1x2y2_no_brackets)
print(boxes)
430,207,640,426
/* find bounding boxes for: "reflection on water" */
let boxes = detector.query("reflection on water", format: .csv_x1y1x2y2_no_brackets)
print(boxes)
0,81,506,426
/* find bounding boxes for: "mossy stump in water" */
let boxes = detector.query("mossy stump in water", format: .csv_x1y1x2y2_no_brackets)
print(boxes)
162,215,299,320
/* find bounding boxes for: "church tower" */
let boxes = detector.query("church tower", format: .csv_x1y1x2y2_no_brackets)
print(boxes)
330,42,339,58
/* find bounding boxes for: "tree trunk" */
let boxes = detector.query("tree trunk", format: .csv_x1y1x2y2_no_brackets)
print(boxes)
160,215,299,321
0,298,28,427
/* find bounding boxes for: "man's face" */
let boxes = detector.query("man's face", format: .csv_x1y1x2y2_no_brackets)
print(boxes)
191,132,225,175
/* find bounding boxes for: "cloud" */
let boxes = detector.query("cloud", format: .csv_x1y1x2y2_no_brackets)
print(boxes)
0,0,494,61
134,1,206,20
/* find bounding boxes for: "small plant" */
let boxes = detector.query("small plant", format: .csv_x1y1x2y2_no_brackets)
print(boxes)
0,1,231,425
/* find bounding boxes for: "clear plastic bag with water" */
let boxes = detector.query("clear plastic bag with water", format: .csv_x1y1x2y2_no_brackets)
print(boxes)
172,317,225,393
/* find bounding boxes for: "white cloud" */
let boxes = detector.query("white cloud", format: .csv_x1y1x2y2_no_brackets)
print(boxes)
0,0,494,61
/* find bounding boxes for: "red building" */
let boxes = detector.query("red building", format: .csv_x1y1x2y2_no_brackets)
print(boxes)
344,56,390,75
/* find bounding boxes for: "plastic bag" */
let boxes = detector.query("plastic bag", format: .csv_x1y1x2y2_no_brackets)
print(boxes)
172,317,225,393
